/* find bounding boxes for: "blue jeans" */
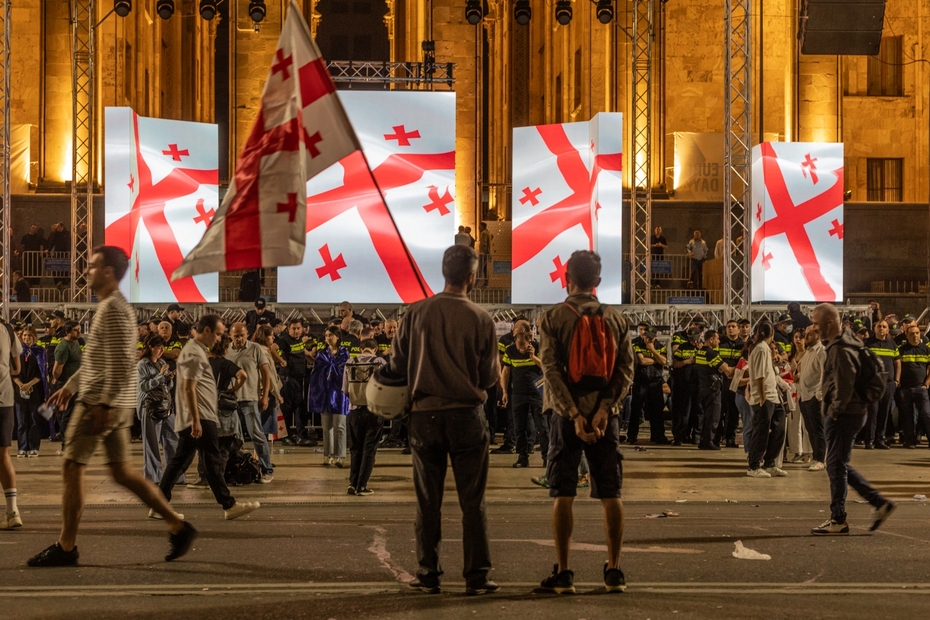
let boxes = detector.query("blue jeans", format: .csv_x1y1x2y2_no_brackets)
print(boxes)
139,409,183,485
239,400,273,474
824,413,886,523
735,392,753,453
896,385,930,447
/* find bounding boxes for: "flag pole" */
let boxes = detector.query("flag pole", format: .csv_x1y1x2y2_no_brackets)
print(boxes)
358,150,431,299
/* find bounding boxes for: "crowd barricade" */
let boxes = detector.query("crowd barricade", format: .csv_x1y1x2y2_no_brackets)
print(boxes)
18,251,72,281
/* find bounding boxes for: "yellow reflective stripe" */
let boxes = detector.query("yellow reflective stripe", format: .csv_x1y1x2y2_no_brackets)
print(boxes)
673,349,696,359
869,347,898,357
510,358,537,368
502,353,512,366
289,342,305,353
498,341,508,353
900,355,930,364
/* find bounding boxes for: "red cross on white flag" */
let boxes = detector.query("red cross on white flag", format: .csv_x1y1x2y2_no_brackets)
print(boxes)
172,1,419,287
510,113,623,304
750,142,844,303
277,90,455,303
104,107,219,303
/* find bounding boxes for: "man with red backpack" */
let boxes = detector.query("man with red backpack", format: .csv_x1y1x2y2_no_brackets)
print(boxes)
537,250,634,594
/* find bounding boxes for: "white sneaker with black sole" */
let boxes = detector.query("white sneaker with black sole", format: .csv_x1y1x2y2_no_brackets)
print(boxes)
765,466,788,477
148,508,185,521
224,501,260,520
811,519,849,535
746,468,771,478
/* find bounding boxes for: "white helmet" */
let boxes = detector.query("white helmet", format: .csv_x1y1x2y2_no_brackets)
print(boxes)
365,366,409,420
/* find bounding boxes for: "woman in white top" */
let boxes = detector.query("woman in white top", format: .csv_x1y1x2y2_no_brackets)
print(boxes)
746,322,787,478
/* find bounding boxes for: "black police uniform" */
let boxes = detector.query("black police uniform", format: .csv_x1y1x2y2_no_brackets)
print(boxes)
276,333,311,443
492,332,517,450
896,340,930,448
503,342,547,464
695,346,726,449
715,335,744,445
629,336,668,444
671,332,700,444
864,336,898,447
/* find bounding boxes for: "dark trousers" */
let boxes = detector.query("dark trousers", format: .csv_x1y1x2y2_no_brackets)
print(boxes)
408,407,491,586
699,384,721,447
748,400,786,469
671,370,699,442
512,395,542,457
716,389,739,443
629,380,665,442
896,386,930,447
799,397,826,463
159,419,235,510
281,376,307,434
690,258,704,288
824,413,886,523
15,401,44,452
348,406,382,490
870,381,896,444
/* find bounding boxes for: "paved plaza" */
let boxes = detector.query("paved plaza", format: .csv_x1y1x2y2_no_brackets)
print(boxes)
2,442,929,618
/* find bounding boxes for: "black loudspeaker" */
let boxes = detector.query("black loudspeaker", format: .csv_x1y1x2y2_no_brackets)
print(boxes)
799,0,886,56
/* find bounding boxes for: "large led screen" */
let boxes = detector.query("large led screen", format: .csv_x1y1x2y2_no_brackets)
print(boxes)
511,113,623,304
750,142,844,303
277,91,455,303
105,107,219,303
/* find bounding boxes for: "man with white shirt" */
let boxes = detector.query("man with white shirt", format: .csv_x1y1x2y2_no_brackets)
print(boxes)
686,230,709,289
797,324,827,470
746,322,787,478
227,322,273,482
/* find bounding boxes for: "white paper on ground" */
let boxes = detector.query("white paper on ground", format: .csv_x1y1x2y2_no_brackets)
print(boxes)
732,540,771,561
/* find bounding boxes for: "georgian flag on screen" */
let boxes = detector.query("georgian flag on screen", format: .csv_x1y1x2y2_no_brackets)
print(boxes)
511,113,623,305
104,107,219,303
750,142,844,303
277,91,455,304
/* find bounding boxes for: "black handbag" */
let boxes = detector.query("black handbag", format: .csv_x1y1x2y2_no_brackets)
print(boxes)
143,384,172,421
217,389,239,417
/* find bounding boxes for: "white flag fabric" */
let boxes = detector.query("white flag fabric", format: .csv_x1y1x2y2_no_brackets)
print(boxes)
277,91,455,303
172,1,359,280
511,113,623,304
104,107,219,303
750,142,844,303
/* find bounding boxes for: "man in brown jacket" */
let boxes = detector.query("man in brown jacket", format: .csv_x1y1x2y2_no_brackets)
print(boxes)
389,244,500,596
537,250,634,594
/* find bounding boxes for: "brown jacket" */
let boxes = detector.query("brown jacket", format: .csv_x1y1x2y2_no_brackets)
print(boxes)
539,292,634,419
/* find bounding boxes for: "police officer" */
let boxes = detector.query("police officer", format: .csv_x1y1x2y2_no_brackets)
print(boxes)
715,319,744,448
894,315,918,346
671,326,702,445
695,329,732,450
276,318,317,447
500,331,545,468
774,314,793,357
628,324,668,445
491,317,531,454
895,324,930,449
864,320,899,450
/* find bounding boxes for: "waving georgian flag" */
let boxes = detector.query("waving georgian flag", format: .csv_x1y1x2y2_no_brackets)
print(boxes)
172,1,364,280
277,91,455,303
750,142,844,303
511,113,623,305
104,107,219,303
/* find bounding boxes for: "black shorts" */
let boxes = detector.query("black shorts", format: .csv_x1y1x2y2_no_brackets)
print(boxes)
546,412,623,499
0,406,12,448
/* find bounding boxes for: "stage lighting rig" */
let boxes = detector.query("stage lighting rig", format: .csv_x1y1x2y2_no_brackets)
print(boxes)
465,0,483,25
199,0,218,20
514,0,531,25
595,0,613,23
114,0,131,17
249,0,266,23
555,0,572,25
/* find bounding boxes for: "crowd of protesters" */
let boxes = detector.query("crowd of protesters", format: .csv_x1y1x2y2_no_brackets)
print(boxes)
0,244,910,592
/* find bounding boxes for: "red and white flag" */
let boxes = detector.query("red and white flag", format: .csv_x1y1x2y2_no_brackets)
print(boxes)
104,107,219,303
277,91,455,303
172,1,360,280
511,113,623,304
750,142,844,303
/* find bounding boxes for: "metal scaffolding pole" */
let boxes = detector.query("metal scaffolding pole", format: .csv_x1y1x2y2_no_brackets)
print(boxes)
71,0,95,302
0,1,9,322
723,0,752,319
630,0,653,305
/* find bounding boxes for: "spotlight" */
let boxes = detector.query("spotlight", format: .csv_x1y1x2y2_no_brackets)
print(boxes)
514,0,531,25
555,0,572,25
199,0,217,20
114,0,131,17
248,0,266,23
595,0,612,23
465,0,483,25
155,0,174,20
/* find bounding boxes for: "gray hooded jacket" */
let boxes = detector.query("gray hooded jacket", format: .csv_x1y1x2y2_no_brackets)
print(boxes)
821,328,867,419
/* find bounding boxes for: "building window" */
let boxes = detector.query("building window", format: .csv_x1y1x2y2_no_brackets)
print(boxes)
866,158,903,202
555,74,562,122
868,36,903,96
573,48,582,112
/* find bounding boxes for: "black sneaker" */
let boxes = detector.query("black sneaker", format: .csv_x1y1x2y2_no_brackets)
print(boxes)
874,442,890,450
165,521,198,562
512,456,529,468
401,446,411,455
408,576,441,594
465,579,500,596
869,500,897,532
297,437,318,447
491,445,515,454
604,562,627,592
27,543,79,567
539,564,575,594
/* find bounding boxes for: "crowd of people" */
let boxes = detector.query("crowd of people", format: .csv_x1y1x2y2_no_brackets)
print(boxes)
0,243,911,593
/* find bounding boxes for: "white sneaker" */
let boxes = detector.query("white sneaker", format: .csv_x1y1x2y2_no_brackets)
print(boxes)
746,468,771,478
323,456,333,467
147,508,185,520
334,457,345,469
27,450,38,458
2,511,23,529
16,450,25,458
224,501,260,520
260,473,274,484
765,466,788,477
808,461,825,471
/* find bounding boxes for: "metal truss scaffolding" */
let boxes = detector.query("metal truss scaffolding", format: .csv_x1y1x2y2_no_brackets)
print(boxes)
0,1,9,321
630,0,653,305
71,0,95,302
723,0,752,318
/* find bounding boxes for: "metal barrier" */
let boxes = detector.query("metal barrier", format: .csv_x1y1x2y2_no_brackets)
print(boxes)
644,253,693,281
17,251,71,281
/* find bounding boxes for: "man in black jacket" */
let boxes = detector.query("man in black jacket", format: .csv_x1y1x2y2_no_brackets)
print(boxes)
810,303,895,536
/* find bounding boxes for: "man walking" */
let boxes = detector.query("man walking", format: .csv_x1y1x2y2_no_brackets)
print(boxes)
810,303,895,535
29,246,196,566
388,245,500,596
537,250,635,594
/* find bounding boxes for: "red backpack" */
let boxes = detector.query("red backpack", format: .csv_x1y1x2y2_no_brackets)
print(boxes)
562,302,617,392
